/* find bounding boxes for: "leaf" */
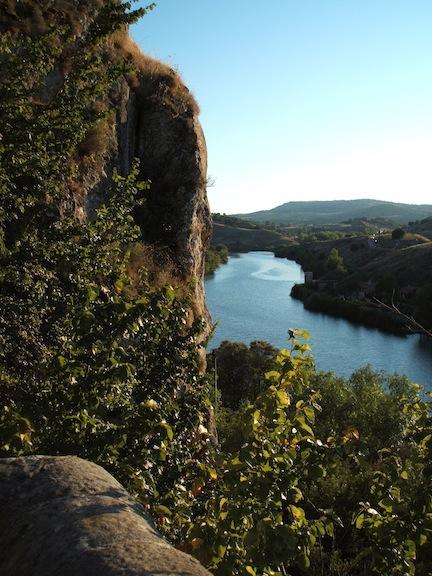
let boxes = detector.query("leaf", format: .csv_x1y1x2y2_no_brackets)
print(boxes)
245,567,256,576
355,513,365,529
404,539,416,560
229,457,244,470
264,370,280,382
87,285,98,302
309,464,325,480
144,399,159,410
217,544,226,558
297,548,310,570
165,285,176,302
293,329,310,340
378,497,393,513
253,409,261,428
276,389,290,407
154,504,171,517
298,418,314,437
159,422,174,441
290,505,305,522
303,406,315,423
208,468,217,481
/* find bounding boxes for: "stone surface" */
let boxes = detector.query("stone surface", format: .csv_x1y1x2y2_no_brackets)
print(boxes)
0,456,212,576
85,58,212,329
126,74,211,325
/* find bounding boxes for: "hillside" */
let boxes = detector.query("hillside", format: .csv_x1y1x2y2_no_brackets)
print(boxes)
408,216,432,239
211,222,293,251
237,199,432,225
280,231,432,333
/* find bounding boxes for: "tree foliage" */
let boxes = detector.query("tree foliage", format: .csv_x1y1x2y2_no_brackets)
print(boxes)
209,340,278,409
205,244,229,275
392,228,406,240
0,0,209,518
207,338,432,576
327,247,346,273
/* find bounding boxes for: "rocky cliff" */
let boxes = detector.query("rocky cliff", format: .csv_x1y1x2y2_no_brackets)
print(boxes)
0,0,211,326
0,456,212,576
88,37,211,327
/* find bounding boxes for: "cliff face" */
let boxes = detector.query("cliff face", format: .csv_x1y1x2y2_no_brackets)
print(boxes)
117,60,211,324
1,0,211,327
85,44,212,327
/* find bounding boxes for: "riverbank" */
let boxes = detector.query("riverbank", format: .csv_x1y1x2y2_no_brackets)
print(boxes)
204,244,229,275
290,284,410,335
205,251,432,385
274,235,432,338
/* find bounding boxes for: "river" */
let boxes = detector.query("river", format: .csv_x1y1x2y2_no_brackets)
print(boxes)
205,251,432,389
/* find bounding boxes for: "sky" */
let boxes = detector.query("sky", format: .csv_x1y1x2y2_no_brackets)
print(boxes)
131,1,432,214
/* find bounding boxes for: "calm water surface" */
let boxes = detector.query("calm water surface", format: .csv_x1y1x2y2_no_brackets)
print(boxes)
205,252,432,389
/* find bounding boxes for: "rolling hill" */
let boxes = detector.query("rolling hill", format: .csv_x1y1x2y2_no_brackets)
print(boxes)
236,199,432,225
211,222,293,251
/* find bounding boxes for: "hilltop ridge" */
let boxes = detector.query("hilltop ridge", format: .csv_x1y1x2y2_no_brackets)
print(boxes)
236,198,432,225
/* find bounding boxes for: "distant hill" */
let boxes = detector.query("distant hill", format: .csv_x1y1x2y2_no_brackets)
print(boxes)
211,222,293,252
236,199,432,226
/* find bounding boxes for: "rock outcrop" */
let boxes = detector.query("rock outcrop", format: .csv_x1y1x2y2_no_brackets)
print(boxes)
0,456,212,576
91,43,212,326
0,1,212,327
121,62,211,322
86,48,212,323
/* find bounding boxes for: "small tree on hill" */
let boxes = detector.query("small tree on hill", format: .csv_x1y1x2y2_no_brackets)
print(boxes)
327,248,345,273
392,228,405,240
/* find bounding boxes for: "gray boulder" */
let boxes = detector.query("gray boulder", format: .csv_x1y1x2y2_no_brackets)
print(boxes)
0,456,212,576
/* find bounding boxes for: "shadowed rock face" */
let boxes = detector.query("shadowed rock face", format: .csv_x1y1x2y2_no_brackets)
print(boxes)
125,79,211,325
0,456,212,576
90,75,212,287
86,72,211,328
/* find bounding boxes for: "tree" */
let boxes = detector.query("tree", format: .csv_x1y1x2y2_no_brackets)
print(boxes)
392,228,405,240
327,247,345,272
209,340,278,409
204,244,229,275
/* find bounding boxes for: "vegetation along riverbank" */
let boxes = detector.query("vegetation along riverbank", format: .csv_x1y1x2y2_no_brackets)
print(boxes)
210,212,432,336
275,229,432,337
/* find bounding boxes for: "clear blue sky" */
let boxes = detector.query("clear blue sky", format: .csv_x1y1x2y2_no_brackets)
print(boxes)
131,1,432,213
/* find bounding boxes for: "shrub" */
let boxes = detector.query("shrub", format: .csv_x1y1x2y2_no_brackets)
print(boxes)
392,228,405,240
327,247,345,272
0,0,209,523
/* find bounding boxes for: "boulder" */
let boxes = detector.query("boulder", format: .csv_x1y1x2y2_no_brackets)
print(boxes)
0,456,212,576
